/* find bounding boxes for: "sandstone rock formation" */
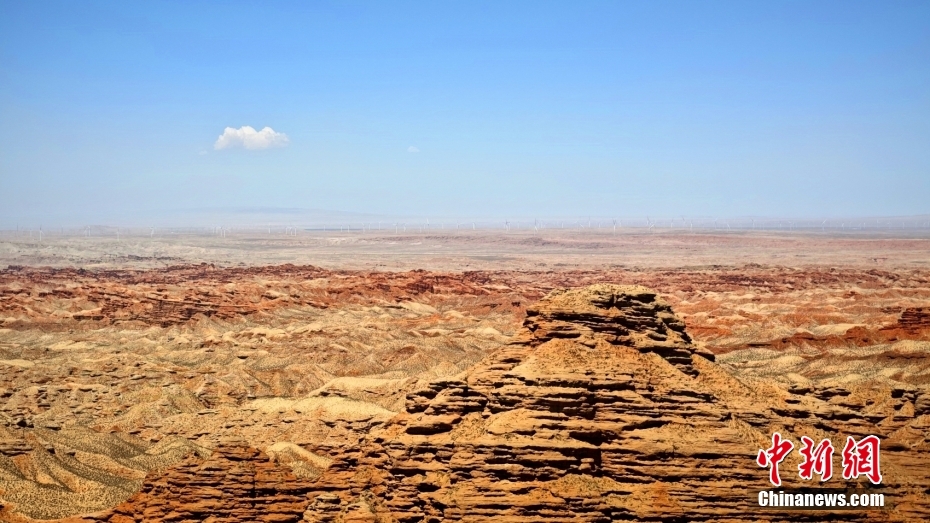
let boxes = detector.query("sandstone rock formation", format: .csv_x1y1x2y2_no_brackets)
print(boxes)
87,444,316,523
302,284,930,522
0,265,525,522
3,262,930,522
881,307,930,338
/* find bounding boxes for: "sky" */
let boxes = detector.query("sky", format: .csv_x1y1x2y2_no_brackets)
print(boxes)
0,0,928,226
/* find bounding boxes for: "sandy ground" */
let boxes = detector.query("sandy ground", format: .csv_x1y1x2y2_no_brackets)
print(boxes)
2,228,929,271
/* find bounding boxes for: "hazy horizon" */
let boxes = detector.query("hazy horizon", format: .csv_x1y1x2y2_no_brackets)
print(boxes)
2,1,928,225
2,206,929,231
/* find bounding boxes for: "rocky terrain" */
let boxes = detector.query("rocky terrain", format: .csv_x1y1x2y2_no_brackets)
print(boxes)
0,265,522,520
0,235,928,521
298,284,930,522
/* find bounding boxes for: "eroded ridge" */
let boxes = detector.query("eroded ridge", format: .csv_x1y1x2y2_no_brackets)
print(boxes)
518,284,715,375
302,284,930,522
4,277,930,522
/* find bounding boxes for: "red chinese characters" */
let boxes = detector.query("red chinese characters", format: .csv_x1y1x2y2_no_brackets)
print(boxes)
757,432,794,486
797,436,834,481
757,433,883,485
842,435,883,485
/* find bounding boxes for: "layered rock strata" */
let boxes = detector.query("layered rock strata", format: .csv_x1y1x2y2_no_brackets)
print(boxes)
73,444,316,523
6,282,930,522
303,284,930,522
882,307,930,337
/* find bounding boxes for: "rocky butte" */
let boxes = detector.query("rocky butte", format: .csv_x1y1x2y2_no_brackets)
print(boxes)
302,284,930,522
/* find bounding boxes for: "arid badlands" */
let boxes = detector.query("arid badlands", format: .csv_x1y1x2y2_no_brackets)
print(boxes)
1,228,929,522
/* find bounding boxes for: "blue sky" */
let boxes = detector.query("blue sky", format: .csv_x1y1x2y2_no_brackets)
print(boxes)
1,1,928,225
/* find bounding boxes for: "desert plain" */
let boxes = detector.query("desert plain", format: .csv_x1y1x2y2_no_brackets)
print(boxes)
0,227,929,522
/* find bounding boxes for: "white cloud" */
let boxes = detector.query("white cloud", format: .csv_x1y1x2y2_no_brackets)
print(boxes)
214,126,289,150
408,146,420,153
